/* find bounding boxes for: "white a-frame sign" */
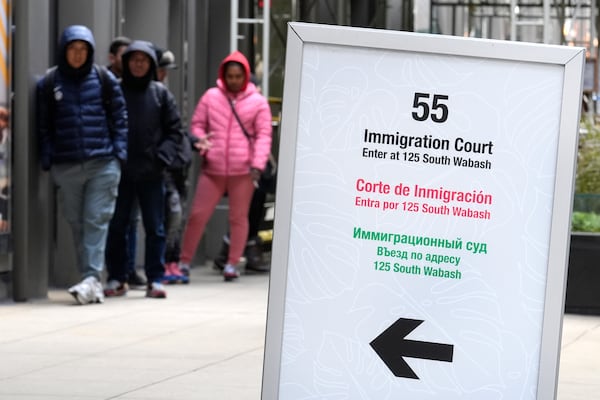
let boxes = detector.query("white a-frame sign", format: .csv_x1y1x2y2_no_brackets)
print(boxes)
262,22,585,400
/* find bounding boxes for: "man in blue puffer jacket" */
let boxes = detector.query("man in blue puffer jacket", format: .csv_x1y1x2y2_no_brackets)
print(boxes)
36,25,128,305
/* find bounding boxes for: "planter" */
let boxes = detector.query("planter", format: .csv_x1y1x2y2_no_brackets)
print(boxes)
565,232,600,315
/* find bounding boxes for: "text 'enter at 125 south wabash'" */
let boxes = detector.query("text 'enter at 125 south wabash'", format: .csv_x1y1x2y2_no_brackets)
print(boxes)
361,92,494,169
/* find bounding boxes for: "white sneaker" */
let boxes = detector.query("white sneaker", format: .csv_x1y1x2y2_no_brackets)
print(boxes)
223,264,240,281
91,278,105,303
68,276,104,305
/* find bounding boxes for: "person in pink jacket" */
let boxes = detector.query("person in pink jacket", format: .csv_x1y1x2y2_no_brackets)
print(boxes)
180,51,272,281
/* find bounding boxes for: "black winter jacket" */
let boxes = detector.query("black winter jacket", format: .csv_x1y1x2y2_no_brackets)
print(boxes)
120,40,185,181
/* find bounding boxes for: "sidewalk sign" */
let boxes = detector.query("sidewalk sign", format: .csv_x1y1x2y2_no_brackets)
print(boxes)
262,22,585,400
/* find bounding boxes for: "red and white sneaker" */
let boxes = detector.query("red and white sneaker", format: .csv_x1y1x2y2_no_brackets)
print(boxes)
103,280,128,297
146,281,167,298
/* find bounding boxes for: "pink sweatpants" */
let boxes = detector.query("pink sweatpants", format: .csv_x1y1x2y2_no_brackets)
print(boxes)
180,173,255,266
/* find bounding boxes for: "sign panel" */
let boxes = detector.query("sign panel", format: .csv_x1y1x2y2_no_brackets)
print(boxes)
262,23,584,400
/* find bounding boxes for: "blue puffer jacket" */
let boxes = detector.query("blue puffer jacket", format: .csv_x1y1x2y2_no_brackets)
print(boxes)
36,25,128,170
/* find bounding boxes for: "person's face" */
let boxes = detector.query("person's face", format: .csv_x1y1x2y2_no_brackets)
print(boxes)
224,64,246,93
109,45,128,76
128,51,151,78
157,68,167,83
66,40,88,69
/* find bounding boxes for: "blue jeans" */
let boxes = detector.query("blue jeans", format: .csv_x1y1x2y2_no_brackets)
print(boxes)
51,158,121,281
106,177,166,283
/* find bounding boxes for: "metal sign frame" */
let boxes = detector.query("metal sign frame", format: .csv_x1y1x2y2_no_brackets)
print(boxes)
262,22,584,400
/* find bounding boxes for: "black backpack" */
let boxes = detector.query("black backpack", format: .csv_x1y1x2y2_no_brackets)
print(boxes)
151,82,193,171
168,131,193,171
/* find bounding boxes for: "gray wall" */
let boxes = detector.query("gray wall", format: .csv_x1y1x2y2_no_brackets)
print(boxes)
57,0,117,67
12,0,55,300
123,0,169,47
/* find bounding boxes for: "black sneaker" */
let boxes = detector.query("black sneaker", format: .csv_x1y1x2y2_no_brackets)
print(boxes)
213,256,226,271
246,262,270,272
128,271,147,286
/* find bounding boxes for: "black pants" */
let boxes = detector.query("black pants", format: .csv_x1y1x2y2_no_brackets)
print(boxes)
248,186,267,240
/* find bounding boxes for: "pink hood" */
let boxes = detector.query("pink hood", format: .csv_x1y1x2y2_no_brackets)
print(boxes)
217,50,251,92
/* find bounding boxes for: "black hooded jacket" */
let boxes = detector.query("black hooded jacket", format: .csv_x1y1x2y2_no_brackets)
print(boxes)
120,40,185,181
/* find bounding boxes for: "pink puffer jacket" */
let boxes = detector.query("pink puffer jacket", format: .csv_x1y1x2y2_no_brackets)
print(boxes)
190,51,272,176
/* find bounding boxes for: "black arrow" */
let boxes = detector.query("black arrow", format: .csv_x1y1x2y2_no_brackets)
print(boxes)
370,318,454,379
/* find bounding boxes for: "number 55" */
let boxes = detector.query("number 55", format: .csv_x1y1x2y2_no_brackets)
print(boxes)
412,92,449,123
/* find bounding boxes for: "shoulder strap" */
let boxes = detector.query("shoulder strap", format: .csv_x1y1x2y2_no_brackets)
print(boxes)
228,98,251,141
93,64,112,111
43,66,58,98
157,81,168,108
43,66,58,128
152,81,168,120
43,66,58,103
153,82,174,141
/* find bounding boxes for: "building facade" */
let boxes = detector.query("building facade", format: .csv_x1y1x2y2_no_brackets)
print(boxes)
2,0,594,301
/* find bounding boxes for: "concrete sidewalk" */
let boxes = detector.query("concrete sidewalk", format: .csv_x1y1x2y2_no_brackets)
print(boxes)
557,312,600,399
0,264,269,400
0,263,599,399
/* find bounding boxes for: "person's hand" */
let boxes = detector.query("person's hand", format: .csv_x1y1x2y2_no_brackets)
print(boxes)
250,168,261,185
193,133,214,153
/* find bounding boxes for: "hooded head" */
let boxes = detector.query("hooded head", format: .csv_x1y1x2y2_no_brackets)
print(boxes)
121,40,158,90
58,25,95,79
218,51,251,94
